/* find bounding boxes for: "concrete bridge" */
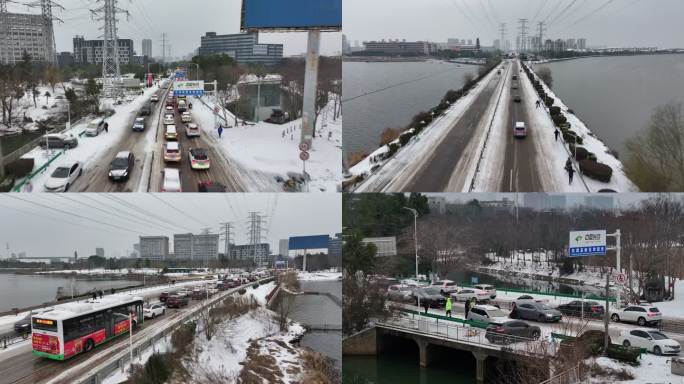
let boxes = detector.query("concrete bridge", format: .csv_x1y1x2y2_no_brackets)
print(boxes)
344,314,557,383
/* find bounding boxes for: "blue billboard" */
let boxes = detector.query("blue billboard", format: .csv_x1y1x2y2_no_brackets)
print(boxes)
289,235,330,250
241,0,342,31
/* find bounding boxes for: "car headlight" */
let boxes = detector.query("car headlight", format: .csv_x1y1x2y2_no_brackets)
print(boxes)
546,313,554,317
108,171,113,177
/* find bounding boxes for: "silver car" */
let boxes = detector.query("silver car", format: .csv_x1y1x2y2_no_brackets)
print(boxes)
512,302,562,322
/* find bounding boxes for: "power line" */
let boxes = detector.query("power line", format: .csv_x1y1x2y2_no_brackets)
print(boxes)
149,194,206,228
552,0,615,34
98,194,195,233
547,0,579,26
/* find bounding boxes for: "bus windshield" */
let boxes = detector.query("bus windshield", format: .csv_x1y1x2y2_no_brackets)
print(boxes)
32,318,58,332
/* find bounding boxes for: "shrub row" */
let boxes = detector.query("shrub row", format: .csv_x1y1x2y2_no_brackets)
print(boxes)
579,159,613,182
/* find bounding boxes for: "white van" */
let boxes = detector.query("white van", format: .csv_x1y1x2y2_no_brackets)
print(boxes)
85,118,106,136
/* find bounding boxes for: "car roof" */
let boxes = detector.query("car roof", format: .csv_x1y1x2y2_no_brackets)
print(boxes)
188,123,198,128
165,142,179,150
115,151,131,158
473,304,500,311
515,122,525,127
164,168,180,177
56,161,79,168
166,125,176,130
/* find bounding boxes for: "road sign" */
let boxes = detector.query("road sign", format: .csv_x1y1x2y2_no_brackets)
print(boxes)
299,142,309,152
241,0,342,32
471,276,479,284
172,80,205,97
615,273,627,285
299,151,310,161
569,230,607,257
175,71,186,79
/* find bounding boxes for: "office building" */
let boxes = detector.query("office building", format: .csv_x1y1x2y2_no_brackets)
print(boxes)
192,234,219,263
173,233,193,260
56,51,74,67
72,36,134,65
199,32,283,66
362,237,397,257
0,11,56,64
95,248,105,258
279,239,289,257
428,196,447,215
142,38,152,57
139,236,169,261
577,38,587,50
363,39,432,55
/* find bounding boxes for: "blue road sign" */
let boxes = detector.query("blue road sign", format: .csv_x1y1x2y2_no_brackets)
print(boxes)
172,89,204,96
241,0,342,31
175,71,186,79
471,276,479,284
569,246,607,257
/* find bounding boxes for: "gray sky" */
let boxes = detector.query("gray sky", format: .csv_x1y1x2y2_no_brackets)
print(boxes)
7,0,340,58
344,0,684,49
0,193,341,259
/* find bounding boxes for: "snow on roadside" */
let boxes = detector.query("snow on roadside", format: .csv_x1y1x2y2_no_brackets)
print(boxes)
101,338,172,384
190,95,341,192
298,270,342,281
17,86,159,192
525,62,638,192
587,354,681,384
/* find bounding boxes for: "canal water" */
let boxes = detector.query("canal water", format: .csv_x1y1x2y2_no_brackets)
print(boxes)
540,53,684,156
0,273,140,312
289,280,342,368
342,61,478,160
343,354,476,384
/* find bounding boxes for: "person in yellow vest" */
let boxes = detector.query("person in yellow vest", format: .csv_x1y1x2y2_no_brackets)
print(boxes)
445,296,453,318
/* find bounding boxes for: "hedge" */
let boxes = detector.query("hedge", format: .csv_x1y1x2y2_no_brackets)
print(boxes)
549,106,561,116
399,132,413,146
6,158,35,178
545,97,555,107
579,159,613,182
574,146,590,161
607,344,642,364
387,142,399,157
552,114,567,126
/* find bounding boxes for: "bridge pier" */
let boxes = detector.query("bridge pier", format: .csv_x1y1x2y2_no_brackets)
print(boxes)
473,351,487,384
416,338,432,368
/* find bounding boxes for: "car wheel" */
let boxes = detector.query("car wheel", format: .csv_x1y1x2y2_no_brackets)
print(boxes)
611,314,620,322
623,340,631,347
538,315,545,322
654,346,662,355
152,313,156,319
637,317,646,326
84,339,94,352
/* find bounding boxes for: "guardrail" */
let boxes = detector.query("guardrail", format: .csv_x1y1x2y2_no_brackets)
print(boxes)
4,116,86,164
538,364,582,384
1,332,29,349
72,277,275,384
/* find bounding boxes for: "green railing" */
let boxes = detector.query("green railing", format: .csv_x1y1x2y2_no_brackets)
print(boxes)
395,307,490,329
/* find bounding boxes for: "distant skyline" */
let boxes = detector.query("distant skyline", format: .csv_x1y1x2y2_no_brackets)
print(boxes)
344,0,684,49
0,194,341,259
5,0,341,58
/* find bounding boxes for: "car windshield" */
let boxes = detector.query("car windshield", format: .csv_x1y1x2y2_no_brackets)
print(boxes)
111,158,128,169
136,118,144,123
424,288,440,295
537,304,552,310
51,167,70,178
648,332,668,340
192,150,207,159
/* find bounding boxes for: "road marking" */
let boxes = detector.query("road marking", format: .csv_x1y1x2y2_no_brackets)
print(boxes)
509,169,513,191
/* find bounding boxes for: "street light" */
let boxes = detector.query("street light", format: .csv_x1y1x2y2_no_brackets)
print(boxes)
402,207,419,280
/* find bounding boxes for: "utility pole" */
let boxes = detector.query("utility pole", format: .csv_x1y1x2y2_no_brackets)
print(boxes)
499,23,506,53
160,32,167,65
247,212,267,267
220,222,234,261
91,0,129,98
300,30,320,150
518,18,528,53
603,273,610,354
403,207,419,280
537,21,545,55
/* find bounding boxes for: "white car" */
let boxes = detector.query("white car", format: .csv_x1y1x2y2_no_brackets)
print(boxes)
618,329,680,355
474,284,497,299
467,304,509,324
611,305,662,326
143,303,166,319
181,111,191,123
165,105,174,112
85,118,106,136
161,168,181,192
163,113,174,125
451,288,490,303
186,123,200,137
431,279,459,294
387,284,414,302
44,162,82,192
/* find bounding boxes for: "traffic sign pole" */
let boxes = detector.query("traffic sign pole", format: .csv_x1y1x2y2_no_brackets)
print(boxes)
300,30,320,150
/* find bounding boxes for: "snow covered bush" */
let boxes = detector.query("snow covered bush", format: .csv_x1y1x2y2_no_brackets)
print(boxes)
549,106,561,116
579,159,613,182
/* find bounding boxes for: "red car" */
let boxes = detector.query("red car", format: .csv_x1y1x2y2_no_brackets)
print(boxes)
166,295,188,308
159,292,172,302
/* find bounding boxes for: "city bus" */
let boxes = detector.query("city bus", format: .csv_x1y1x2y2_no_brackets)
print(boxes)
31,295,144,360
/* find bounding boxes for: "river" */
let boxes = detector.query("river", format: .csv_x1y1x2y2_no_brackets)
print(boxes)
539,53,684,157
342,61,478,160
0,273,141,312
289,280,342,368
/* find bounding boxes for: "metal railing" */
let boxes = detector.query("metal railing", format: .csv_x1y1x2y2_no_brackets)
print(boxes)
1,332,29,349
538,364,582,384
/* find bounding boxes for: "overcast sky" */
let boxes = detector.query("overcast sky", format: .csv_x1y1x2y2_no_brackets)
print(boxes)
344,0,684,49
0,193,341,259
6,0,340,58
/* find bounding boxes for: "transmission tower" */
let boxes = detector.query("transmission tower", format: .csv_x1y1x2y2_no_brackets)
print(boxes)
537,21,546,55
518,18,528,53
25,0,63,64
498,23,506,53
247,212,267,267
90,0,129,97
0,0,6,13
219,222,234,260
159,32,167,64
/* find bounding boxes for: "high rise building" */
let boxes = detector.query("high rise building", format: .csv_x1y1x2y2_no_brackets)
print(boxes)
173,233,193,260
142,38,152,57
139,236,169,261
199,32,283,65
342,34,351,54
95,248,105,258
192,234,219,263
0,11,56,64
577,38,587,50
279,239,289,257
72,36,134,65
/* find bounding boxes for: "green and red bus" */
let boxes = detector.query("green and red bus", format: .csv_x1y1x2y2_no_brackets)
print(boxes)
31,295,144,360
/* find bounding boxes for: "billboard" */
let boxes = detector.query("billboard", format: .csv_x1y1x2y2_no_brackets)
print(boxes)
569,230,607,257
289,235,330,250
241,0,342,31
172,80,205,97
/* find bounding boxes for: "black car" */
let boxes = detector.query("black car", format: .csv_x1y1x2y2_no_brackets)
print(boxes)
109,151,135,181
413,287,447,308
557,301,605,319
485,320,541,344
14,312,32,333
140,101,152,116
198,181,226,192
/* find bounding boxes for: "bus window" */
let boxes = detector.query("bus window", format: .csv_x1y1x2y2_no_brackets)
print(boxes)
94,314,105,328
78,316,94,336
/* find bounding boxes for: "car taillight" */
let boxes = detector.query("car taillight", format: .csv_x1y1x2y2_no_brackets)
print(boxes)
648,312,659,317
494,327,505,333
591,306,601,312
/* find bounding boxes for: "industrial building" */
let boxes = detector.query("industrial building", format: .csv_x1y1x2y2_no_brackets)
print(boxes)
172,233,219,262
362,40,432,56
0,11,56,64
141,38,152,57
198,32,283,66
139,236,169,261
72,36,134,65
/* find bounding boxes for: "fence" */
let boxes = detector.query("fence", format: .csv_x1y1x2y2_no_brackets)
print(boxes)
538,364,582,384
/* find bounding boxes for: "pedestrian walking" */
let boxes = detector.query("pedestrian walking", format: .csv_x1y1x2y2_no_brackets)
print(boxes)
104,122,109,133
554,129,560,141
92,291,97,300
218,125,224,138
465,298,471,320
567,165,575,185
99,290,104,299
423,299,430,314
510,302,518,318
536,99,541,108
445,296,453,318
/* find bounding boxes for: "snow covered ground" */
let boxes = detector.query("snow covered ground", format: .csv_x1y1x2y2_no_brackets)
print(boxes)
298,270,341,281
191,94,341,192
588,354,683,384
525,61,638,192
0,84,68,135
15,86,159,192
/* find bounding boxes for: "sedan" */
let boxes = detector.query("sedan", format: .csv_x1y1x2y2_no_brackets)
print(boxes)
181,112,191,123
44,162,82,192
451,288,490,303
512,302,562,322
189,148,210,170
163,113,175,125
165,125,178,140
165,105,174,112
413,287,447,308
611,305,662,326
161,168,181,192
164,142,182,162
485,320,541,344
132,117,145,132
143,303,166,319
387,284,414,302
109,151,135,181
556,300,605,319
186,123,200,137
150,94,159,102
618,329,680,355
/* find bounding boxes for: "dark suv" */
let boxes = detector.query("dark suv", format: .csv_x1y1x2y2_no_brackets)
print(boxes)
166,295,188,308
109,151,135,181
159,291,173,302
39,134,78,149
